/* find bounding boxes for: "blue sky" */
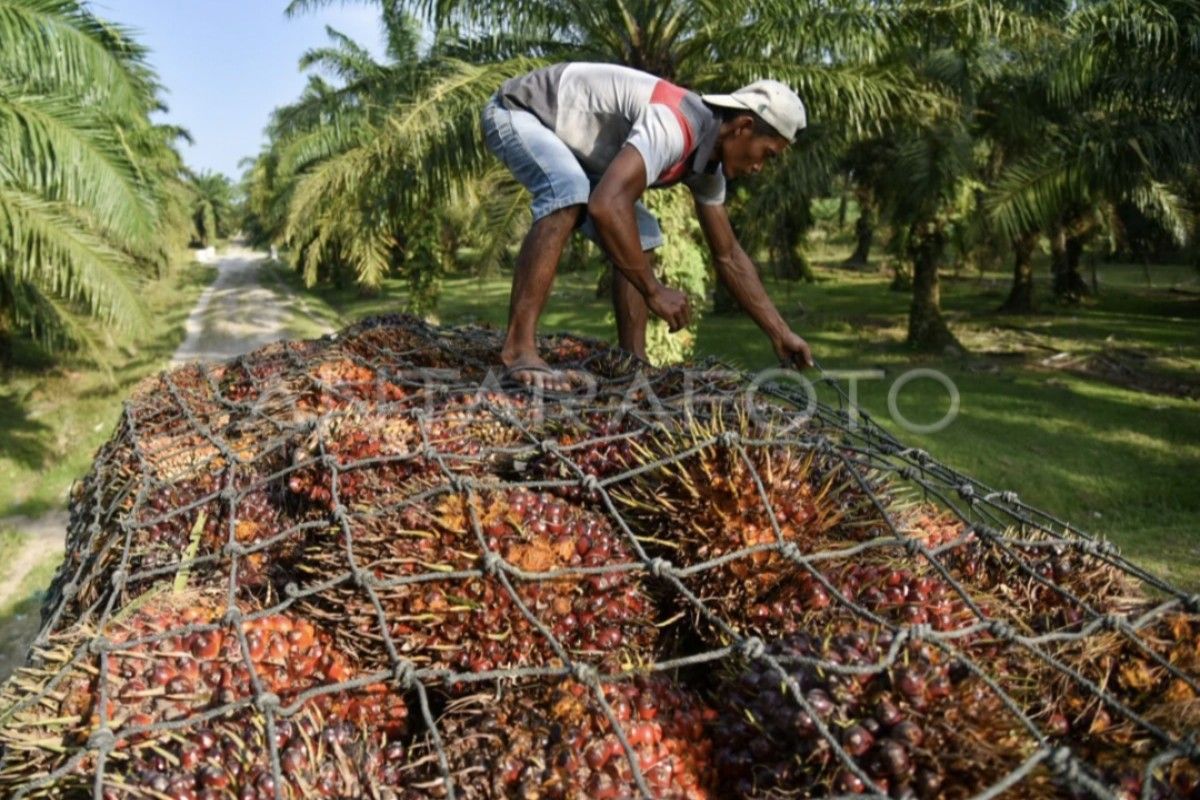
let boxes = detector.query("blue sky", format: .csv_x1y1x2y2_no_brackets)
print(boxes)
94,1,386,178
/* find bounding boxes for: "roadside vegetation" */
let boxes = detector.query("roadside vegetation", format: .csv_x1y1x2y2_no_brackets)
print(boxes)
0,0,236,360
0,260,216,521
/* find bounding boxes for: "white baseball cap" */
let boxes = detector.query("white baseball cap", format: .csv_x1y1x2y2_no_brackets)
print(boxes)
702,79,807,142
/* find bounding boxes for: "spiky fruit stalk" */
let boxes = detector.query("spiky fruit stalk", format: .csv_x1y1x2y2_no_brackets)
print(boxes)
605,411,888,637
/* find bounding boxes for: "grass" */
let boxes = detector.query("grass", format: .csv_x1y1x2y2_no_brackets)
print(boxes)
0,527,62,680
0,256,218,521
0,529,60,616
269,243,1200,590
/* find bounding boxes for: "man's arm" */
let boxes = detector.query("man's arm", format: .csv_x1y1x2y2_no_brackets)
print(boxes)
589,146,690,331
694,200,814,368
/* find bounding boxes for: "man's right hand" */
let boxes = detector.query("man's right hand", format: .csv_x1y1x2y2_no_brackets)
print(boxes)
646,284,691,332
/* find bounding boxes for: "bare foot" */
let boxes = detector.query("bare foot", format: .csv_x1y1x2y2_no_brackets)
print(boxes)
501,350,577,392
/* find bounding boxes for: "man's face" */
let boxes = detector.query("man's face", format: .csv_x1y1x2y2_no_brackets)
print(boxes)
720,120,789,179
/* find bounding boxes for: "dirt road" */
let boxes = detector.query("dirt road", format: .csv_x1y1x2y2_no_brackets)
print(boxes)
173,244,316,364
0,245,327,679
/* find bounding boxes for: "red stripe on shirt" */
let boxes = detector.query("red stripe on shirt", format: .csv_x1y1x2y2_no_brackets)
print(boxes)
649,80,694,184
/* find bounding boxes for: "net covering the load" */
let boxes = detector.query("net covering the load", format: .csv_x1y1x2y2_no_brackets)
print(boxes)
0,314,1196,800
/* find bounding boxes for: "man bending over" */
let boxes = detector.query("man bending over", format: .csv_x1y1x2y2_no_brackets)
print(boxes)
482,62,814,389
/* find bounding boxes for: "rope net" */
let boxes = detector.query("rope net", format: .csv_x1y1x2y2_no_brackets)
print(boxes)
0,314,1197,799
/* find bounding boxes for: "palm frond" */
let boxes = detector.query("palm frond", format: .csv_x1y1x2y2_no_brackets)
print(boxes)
467,165,529,274
1129,179,1193,246
0,0,177,354
0,0,150,114
0,185,147,337
300,25,385,83
276,113,374,178
285,0,377,18
0,83,158,249
697,59,947,137
986,144,1091,239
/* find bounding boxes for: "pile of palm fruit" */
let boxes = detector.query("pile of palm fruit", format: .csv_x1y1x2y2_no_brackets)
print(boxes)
0,314,1197,800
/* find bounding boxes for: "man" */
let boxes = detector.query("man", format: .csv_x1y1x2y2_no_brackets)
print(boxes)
481,62,814,389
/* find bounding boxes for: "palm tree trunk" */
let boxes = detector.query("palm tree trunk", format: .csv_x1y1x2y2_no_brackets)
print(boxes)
1051,224,1090,302
0,314,12,367
906,224,960,351
843,190,876,268
999,231,1039,312
1065,235,1088,293
771,218,815,282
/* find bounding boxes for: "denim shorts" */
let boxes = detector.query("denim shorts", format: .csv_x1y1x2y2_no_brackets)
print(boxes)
481,95,663,251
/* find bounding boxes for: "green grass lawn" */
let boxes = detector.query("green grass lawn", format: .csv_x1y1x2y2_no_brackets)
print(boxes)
267,247,1200,589
0,257,218,521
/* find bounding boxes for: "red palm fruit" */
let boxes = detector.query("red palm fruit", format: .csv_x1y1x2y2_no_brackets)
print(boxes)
843,724,875,757
834,770,867,794
710,623,1039,798
296,489,658,679
894,668,926,700
875,738,912,778
401,676,716,799
0,593,408,798
891,720,924,749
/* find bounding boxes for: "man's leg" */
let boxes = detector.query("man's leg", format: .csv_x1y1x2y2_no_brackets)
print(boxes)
501,204,584,390
481,95,591,390
604,201,663,363
611,251,653,363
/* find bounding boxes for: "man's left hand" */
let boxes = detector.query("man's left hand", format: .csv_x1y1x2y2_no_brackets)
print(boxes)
772,329,814,370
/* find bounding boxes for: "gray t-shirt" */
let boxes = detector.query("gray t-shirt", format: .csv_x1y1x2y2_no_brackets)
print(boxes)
499,63,726,205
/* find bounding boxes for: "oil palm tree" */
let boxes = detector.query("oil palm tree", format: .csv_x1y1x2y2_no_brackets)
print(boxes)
244,7,474,297
857,2,1058,349
986,0,1199,304
0,0,185,356
188,171,237,248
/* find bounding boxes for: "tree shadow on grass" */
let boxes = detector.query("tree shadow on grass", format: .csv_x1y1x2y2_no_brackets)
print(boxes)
0,391,52,470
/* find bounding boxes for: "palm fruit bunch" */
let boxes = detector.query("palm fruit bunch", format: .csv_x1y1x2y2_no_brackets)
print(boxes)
708,608,1199,798
873,510,1200,795
284,390,532,510
55,439,297,624
396,676,716,799
525,413,638,504
710,624,1035,798
604,409,891,638
2,314,1198,800
0,592,407,798
294,487,659,675
1013,608,1200,798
